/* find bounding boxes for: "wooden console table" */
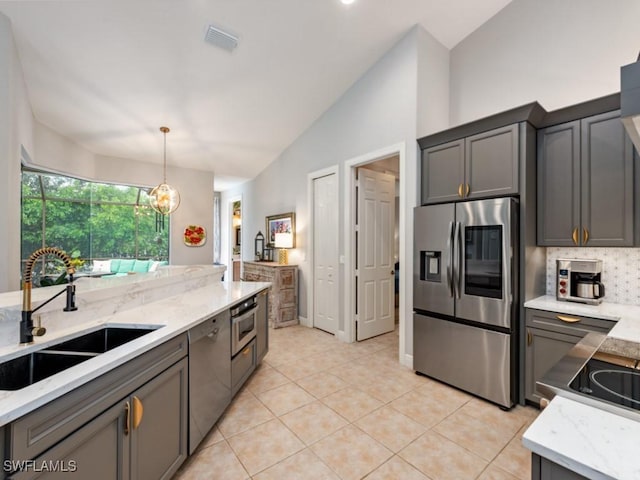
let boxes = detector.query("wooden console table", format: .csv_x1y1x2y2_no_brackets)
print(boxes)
243,261,298,328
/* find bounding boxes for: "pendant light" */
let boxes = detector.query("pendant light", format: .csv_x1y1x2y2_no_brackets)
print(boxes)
149,126,180,215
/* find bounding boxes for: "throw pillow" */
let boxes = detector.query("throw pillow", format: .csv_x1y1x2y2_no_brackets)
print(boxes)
92,260,112,273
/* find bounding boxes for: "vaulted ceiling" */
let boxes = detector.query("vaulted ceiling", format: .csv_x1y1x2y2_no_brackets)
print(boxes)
0,0,512,190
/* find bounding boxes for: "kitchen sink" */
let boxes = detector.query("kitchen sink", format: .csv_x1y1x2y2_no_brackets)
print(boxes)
0,325,161,391
48,326,159,354
0,351,94,391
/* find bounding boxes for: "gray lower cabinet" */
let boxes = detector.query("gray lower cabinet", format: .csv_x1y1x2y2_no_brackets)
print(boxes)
421,124,519,204
129,358,188,480
524,309,614,404
5,334,188,480
231,338,256,397
531,454,588,480
10,400,129,480
256,289,269,364
537,110,635,246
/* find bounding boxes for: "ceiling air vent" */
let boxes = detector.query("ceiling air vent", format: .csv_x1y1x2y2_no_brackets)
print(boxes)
204,24,239,52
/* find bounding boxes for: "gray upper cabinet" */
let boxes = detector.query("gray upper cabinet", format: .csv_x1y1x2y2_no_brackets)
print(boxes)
537,110,635,246
581,111,634,246
421,139,464,204
465,124,519,199
537,121,581,246
421,125,519,204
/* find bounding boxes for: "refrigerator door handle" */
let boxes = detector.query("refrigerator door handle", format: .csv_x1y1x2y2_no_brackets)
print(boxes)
446,221,454,297
453,221,462,299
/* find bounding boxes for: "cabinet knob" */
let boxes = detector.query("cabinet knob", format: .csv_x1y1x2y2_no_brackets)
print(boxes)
527,329,532,346
465,183,470,197
583,227,589,245
458,184,464,198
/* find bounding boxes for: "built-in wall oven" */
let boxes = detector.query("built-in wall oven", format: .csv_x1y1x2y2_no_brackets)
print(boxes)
413,197,518,408
231,295,258,357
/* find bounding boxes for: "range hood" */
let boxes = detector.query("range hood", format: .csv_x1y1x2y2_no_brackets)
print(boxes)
621,57,640,151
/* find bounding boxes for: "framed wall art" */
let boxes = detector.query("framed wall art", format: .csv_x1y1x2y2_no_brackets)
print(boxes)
265,212,295,247
184,225,206,247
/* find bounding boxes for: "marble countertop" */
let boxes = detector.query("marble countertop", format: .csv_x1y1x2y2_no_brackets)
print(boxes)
523,295,640,479
523,396,640,479
0,280,270,426
524,295,640,343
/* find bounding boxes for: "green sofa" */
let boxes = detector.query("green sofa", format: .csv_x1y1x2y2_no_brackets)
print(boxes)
92,259,168,276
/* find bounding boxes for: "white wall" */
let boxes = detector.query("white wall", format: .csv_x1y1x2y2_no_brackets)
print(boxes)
417,27,450,138
450,0,640,125
0,13,35,292
0,9,215,293
31,123,215,266
222,26,449,361
225,26,416,324
449,0,640,308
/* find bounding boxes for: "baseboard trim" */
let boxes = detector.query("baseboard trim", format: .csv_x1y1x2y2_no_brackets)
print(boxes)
298,315,310,328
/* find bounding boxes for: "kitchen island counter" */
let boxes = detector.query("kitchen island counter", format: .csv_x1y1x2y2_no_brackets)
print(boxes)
523,295,640,479
0,279,270,426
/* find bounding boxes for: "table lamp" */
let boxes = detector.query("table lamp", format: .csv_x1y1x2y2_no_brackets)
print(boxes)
274,232,293,265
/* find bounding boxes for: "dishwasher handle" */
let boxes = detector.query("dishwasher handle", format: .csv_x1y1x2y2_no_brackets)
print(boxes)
188,314,225,343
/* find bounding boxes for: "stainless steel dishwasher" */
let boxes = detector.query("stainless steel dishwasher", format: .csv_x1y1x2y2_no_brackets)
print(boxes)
188,309,230,454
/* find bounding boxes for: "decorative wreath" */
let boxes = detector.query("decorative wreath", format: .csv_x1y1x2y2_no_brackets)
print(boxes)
184,225,206,247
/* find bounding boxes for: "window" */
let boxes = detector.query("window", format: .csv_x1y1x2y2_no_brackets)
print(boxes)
21,169,169,285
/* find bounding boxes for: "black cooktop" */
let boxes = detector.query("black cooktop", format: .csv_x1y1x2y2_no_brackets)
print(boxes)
569,354,640,412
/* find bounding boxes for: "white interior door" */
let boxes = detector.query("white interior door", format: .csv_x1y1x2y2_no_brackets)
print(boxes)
356,168,395,341
313,173,339,334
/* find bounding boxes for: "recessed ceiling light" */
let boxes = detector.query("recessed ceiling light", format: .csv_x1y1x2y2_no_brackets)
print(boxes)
340,0,356,5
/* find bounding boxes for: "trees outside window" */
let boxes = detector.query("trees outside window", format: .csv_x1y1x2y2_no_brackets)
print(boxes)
21,170,169,285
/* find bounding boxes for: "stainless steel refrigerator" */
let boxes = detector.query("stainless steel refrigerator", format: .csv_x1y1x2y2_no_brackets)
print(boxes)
413,197,518,408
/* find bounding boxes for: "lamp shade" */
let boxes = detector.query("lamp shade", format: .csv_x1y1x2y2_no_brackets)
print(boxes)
274,232,293,249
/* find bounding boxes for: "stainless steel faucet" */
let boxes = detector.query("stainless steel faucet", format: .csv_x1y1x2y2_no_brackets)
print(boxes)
21,247,78,344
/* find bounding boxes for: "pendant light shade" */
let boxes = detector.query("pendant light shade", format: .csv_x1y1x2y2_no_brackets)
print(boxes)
149,126,180,215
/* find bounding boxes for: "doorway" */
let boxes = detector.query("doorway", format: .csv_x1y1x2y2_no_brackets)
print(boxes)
344,143,408,363
354,159,399,340
227,196,242,281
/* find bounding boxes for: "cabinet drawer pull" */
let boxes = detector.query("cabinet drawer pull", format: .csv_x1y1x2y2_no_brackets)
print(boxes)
465,183,470,197
527,329,532,346
458,183,463,198
132,396,144,429
572,228,579,245
557,314,581,323
124,401,130,436
242,347,250,356
583,227,589,245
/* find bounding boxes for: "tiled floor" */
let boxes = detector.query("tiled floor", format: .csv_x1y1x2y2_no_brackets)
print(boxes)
175,325,539,480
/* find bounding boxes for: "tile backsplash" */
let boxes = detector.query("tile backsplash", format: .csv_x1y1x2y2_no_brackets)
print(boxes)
546,247,640,306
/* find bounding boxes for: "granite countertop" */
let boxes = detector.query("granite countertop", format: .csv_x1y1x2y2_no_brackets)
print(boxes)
0,280,270,427
522,295,640,479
